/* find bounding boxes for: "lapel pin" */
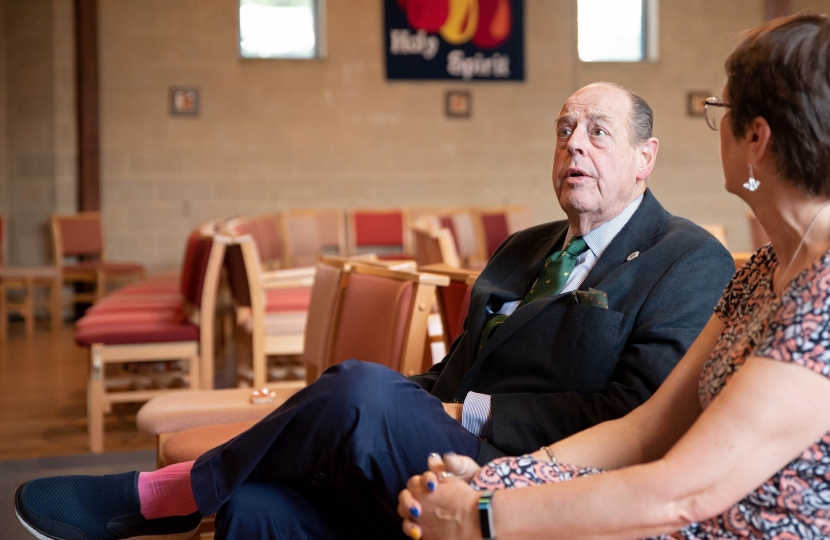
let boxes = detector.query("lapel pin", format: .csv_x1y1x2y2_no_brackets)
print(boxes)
626,251,639,261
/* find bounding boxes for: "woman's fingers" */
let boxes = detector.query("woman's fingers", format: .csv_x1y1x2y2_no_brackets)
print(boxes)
444,452,481,481
403,518,423,539
421,470,439,492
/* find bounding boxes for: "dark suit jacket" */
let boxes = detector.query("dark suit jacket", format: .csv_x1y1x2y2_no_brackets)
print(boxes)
410,190,735,459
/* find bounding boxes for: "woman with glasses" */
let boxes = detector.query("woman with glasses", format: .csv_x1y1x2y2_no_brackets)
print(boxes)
399,12,830,540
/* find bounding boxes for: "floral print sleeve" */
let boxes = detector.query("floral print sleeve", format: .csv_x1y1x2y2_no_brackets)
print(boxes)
714,246,772,323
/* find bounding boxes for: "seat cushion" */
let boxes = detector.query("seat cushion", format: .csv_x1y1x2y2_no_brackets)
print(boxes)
86,297,183,315
75,320,199,346
162,421,257,465
76,309,188,329
264,286,312,312
136,385,303,435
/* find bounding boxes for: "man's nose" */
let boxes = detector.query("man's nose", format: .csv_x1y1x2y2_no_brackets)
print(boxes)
566,126,588,155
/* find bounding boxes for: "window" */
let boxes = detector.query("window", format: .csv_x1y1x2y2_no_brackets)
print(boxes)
577,0,658,62
239,0,325,59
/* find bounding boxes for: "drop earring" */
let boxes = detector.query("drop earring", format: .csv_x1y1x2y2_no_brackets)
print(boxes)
743,164,760,192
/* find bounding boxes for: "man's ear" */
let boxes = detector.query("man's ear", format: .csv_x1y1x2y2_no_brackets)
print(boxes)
747,116,773,166
636,137,659,181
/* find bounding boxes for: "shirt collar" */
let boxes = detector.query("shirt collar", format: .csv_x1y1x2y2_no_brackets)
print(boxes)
563,194,644,258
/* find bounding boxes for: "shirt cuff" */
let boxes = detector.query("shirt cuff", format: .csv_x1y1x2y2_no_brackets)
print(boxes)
461,392,492,438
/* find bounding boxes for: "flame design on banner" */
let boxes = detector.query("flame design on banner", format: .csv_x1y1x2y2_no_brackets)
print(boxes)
397,0,513,48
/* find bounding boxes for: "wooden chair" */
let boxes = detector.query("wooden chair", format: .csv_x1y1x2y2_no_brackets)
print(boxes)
279,208,347,268
412,223,462,268
477,206,534,259
75,230,228,453
347,208,412,259
420,264,479,349
223,214,284,270
154,261,449,470
51,211,145,308
225,233,314,387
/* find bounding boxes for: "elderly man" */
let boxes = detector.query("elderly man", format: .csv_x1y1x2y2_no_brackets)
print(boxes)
15,83,735,540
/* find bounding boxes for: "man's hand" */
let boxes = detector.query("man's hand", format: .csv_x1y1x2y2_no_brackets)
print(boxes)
427,452,481,482
442,402,463,422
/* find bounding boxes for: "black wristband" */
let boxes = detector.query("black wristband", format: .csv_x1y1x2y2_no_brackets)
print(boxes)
478,490,496,539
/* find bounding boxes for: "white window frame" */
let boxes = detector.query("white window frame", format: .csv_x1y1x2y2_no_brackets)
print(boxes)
238,0,327,60
577,0,659,63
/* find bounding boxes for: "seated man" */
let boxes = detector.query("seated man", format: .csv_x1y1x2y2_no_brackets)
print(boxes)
14,83,736,540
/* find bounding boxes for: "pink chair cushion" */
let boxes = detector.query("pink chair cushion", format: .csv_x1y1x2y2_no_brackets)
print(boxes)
85,297,183,315
264,286,312,313
75,320,198,346
354,212,404,247
332,273,413,372
76,309,188,329
162,420,256,465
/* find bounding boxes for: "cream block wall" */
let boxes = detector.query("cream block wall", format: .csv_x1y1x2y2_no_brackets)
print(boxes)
0,0,819,271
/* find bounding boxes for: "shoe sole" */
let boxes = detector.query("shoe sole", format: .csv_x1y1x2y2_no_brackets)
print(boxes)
14,486,200,540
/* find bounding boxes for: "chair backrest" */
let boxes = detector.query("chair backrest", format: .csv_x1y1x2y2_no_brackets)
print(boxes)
419,264,480,346
478,209,510,258
179,229,230,389
747,212,770,250
348,209,411,257
506,206,534,234
328,264,449,376
51,211,105,264
280,209,346,268
223,215,282,270
412,224,461,268
301,257,349,384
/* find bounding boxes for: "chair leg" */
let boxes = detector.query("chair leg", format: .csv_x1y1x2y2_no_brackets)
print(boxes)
23,277,35,338
0,283,7,341
49,278,61,331
89,344,105,453
95,270,106,301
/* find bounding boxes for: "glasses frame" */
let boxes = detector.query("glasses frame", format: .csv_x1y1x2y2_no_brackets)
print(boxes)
703,97,732,131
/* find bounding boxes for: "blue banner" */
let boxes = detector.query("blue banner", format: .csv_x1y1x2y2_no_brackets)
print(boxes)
385,0,524,81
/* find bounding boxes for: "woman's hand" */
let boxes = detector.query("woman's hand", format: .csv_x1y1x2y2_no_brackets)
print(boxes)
426,452,482,482
398,468,481,540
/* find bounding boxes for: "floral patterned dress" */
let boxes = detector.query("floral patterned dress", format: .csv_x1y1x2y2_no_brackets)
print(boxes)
471,245,830,539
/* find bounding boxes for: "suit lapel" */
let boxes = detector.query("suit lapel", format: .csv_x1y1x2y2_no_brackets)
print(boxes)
462,223,569,373
474,189,667,365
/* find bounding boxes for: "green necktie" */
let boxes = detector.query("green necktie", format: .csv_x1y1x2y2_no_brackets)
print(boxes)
478,236,589,350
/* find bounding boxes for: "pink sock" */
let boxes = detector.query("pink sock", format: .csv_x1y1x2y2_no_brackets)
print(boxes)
137,461,198,519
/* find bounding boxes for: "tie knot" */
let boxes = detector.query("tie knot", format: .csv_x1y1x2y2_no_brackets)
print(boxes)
563,236,588,257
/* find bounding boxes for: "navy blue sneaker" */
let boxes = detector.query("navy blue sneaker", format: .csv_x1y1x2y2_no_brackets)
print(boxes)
14,472,201,540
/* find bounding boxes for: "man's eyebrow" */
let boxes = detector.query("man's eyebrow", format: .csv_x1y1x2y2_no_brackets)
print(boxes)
587,112,614,125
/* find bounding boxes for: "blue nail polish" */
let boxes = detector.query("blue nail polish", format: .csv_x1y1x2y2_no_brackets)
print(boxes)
427,481,436,492
428,452,440,460
410,506,420,518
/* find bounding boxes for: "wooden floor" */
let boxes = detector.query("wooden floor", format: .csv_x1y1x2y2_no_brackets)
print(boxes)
0,320,154,460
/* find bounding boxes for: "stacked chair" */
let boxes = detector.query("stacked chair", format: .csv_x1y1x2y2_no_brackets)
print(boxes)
347,208,412,259
279,208,347,267
75,227,228,453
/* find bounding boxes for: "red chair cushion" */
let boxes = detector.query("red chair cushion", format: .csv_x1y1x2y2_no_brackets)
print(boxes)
75,320,199,346
264,286,312,313
76,309,188,329
86,297,183,315
481,214,509,257
354,212,404,247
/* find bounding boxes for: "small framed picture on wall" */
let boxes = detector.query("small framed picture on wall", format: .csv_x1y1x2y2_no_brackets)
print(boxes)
686,91,710,117
170,87,199,117
445,90,472,119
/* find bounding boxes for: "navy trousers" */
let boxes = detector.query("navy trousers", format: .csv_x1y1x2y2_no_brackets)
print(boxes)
190,361,482,539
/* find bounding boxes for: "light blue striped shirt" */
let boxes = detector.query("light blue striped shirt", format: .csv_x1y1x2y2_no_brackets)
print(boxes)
461,194,645,439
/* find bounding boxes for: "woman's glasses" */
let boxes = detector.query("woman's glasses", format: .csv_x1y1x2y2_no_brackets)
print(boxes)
703,97,732,131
